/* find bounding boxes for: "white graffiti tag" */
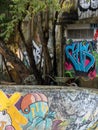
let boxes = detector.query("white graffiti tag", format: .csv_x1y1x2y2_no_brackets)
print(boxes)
79,0,98,11
32,40,42,65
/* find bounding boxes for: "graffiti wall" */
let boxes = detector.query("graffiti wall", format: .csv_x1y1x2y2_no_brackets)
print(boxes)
0,86,98,130
64,40,98,79
78,0,98,19
78,0,98,12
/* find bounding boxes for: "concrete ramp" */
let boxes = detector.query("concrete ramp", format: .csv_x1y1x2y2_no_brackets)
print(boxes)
0,85,98,130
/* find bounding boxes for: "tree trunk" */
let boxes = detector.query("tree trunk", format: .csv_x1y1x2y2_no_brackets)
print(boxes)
37,12,52,84
18,20,45,84
26,40,45,84
52,11,58,76
0,39,30,83
2,56,14,82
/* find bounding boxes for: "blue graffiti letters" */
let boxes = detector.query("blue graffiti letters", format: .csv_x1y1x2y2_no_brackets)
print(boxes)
65,42,95,73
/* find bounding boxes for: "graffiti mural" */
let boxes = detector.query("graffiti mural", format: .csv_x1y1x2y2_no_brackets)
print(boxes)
0,89,98,130
22,40,53,68
78,0,98,11
20,93,55,130
0,91,62,130
0,110,15,130
65,41,96,79
0,91,27,130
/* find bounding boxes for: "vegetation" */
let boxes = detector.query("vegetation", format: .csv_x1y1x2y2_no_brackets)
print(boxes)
0,0,76,84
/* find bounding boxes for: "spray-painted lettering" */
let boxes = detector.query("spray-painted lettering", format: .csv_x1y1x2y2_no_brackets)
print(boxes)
65,41,95,74
79,0,98,11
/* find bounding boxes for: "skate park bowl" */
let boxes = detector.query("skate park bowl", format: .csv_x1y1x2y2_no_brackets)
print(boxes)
0,85,98,130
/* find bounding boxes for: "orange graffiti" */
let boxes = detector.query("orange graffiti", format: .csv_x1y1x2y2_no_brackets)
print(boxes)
0,121,6,130
21,93,48,114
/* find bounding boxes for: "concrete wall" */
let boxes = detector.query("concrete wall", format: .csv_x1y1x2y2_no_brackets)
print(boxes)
0,85,98,130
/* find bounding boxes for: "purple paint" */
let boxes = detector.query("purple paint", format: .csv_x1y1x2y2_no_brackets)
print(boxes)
15,96,23,110
52,120,62,130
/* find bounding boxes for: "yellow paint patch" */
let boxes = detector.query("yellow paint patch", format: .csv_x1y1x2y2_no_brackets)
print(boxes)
41,103,48,113
0,91,27,130
88,121,98,130
46,105,49,112
42,103,45,112
36,103,39,112
32,108,35,118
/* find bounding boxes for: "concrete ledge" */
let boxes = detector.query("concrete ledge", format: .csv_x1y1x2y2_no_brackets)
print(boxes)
0,84,98,90
0,85,98,130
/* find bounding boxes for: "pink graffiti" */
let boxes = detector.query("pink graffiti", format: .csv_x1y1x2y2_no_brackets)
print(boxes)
88,70,96,79
64,59,96,79
5,125,15,130
64,62,72,70
85,59,96,79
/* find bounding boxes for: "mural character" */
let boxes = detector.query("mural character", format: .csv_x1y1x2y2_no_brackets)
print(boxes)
0,91,27,130
0,91,68,130
20,93,55,130
0,110,15,130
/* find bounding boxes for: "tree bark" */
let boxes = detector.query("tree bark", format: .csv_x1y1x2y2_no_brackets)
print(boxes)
2,56,13,82
0,39,30,83
18,20,45,84
37,12,52,83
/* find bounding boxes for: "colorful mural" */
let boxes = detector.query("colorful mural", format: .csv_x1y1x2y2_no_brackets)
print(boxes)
0,89,98,130
0,91,27,130
64,40,97,79
20,93,55,130
0,91,64,130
